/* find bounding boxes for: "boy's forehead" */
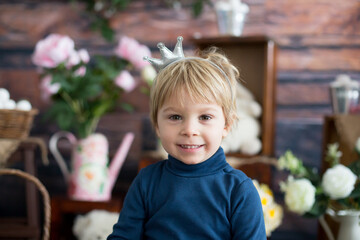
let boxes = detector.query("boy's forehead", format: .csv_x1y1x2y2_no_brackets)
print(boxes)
163,87,216,106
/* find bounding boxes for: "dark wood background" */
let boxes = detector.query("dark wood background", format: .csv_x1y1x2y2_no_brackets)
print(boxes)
1,0,359,239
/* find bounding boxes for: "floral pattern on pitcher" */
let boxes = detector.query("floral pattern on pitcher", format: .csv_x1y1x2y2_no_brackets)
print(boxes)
77,163,107,194
76,134,109,165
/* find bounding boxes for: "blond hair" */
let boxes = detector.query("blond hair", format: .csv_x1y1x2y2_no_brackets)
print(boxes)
150,47,239,128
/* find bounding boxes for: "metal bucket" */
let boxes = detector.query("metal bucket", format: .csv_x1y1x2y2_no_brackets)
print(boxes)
330,86,360,114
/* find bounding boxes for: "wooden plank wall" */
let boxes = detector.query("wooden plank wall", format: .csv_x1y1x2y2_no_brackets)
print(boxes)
0,0,359,239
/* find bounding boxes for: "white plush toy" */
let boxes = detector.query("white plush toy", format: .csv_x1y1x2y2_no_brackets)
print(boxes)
73,210,119,240
221,83,262,155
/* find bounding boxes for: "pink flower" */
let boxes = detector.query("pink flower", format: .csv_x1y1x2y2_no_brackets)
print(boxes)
67,50,81,67
115,36,151,70
32,34,75,68
40,75,60,100
75,66,87,77
67,49,90,68
115,71,137,92
78,49,90,63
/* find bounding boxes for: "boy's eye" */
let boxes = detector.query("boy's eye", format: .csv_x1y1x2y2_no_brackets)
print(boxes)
169,115,182,120
199,115,212,120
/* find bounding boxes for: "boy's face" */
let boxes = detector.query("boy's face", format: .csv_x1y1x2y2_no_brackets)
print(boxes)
156,91,230,165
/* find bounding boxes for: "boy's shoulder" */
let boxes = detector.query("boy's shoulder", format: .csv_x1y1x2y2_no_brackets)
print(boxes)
223,164,253,186
138,159,167,177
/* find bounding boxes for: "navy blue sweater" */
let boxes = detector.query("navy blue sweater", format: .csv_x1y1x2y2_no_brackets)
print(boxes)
108,148,266,240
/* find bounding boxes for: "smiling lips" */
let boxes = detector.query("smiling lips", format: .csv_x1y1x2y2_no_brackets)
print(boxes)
178,144,203,149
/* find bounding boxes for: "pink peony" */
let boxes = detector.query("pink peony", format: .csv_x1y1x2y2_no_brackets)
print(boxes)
115,70,137,92
67,50,81,67
78,49,90,63
40,75,60,100
75,66,87,77
32,34,75,68
115,36,151,70
67,49,90,68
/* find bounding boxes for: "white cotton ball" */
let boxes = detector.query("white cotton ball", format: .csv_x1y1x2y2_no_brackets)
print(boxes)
4,99,16,109
16,100,32,111
0,88,10,103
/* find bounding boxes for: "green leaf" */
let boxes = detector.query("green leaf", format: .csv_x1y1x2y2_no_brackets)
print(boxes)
349,184,360,198
304,194,329,217
120,102,134,112
45,100,75,131
92,100,115,117
192,0,203,17
348,160,360,177
112,0,130,9
101,25,115,42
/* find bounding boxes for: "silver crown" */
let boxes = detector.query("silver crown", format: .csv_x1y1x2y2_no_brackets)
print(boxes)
143,36,185,72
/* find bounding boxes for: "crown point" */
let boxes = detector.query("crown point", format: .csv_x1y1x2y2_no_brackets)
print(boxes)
157,42,164,49
177,36,183,42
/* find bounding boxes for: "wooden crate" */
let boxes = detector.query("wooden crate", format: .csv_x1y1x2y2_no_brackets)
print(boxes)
321,115,360,168
191,35,278,157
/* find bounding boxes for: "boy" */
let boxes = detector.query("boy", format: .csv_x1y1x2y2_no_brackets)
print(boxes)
107,36,266,239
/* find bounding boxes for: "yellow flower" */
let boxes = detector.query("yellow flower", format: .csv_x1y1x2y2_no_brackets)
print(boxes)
260,183,273,197
252,180,283,237
264,203,283,236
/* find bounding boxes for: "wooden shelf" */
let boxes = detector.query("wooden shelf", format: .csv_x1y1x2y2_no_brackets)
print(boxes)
192,35,278,157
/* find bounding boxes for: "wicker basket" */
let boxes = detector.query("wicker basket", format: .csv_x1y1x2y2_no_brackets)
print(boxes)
0,109,38,139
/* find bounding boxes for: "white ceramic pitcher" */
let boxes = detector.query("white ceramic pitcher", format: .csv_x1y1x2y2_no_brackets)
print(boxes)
319,208,360,240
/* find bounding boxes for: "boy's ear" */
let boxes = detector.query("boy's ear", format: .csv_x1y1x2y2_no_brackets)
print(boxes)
222,122,232,138
155,125,160,137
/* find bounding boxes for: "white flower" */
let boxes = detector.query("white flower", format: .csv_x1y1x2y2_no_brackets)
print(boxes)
322,164,357,200
281,177,316,215
141,65,157,85
278,151,301,172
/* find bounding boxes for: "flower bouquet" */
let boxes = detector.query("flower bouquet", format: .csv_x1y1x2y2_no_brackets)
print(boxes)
279,138,360,216
278,137,360,239
32,34,156,138
253,180,283,237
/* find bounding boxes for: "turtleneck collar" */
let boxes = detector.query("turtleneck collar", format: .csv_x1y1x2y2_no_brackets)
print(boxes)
165,147,229,177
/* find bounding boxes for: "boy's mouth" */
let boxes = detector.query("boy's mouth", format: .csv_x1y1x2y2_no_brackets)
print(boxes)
178,144,203,149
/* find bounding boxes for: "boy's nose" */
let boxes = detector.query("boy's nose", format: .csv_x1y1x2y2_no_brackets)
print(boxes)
180,119,199,136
